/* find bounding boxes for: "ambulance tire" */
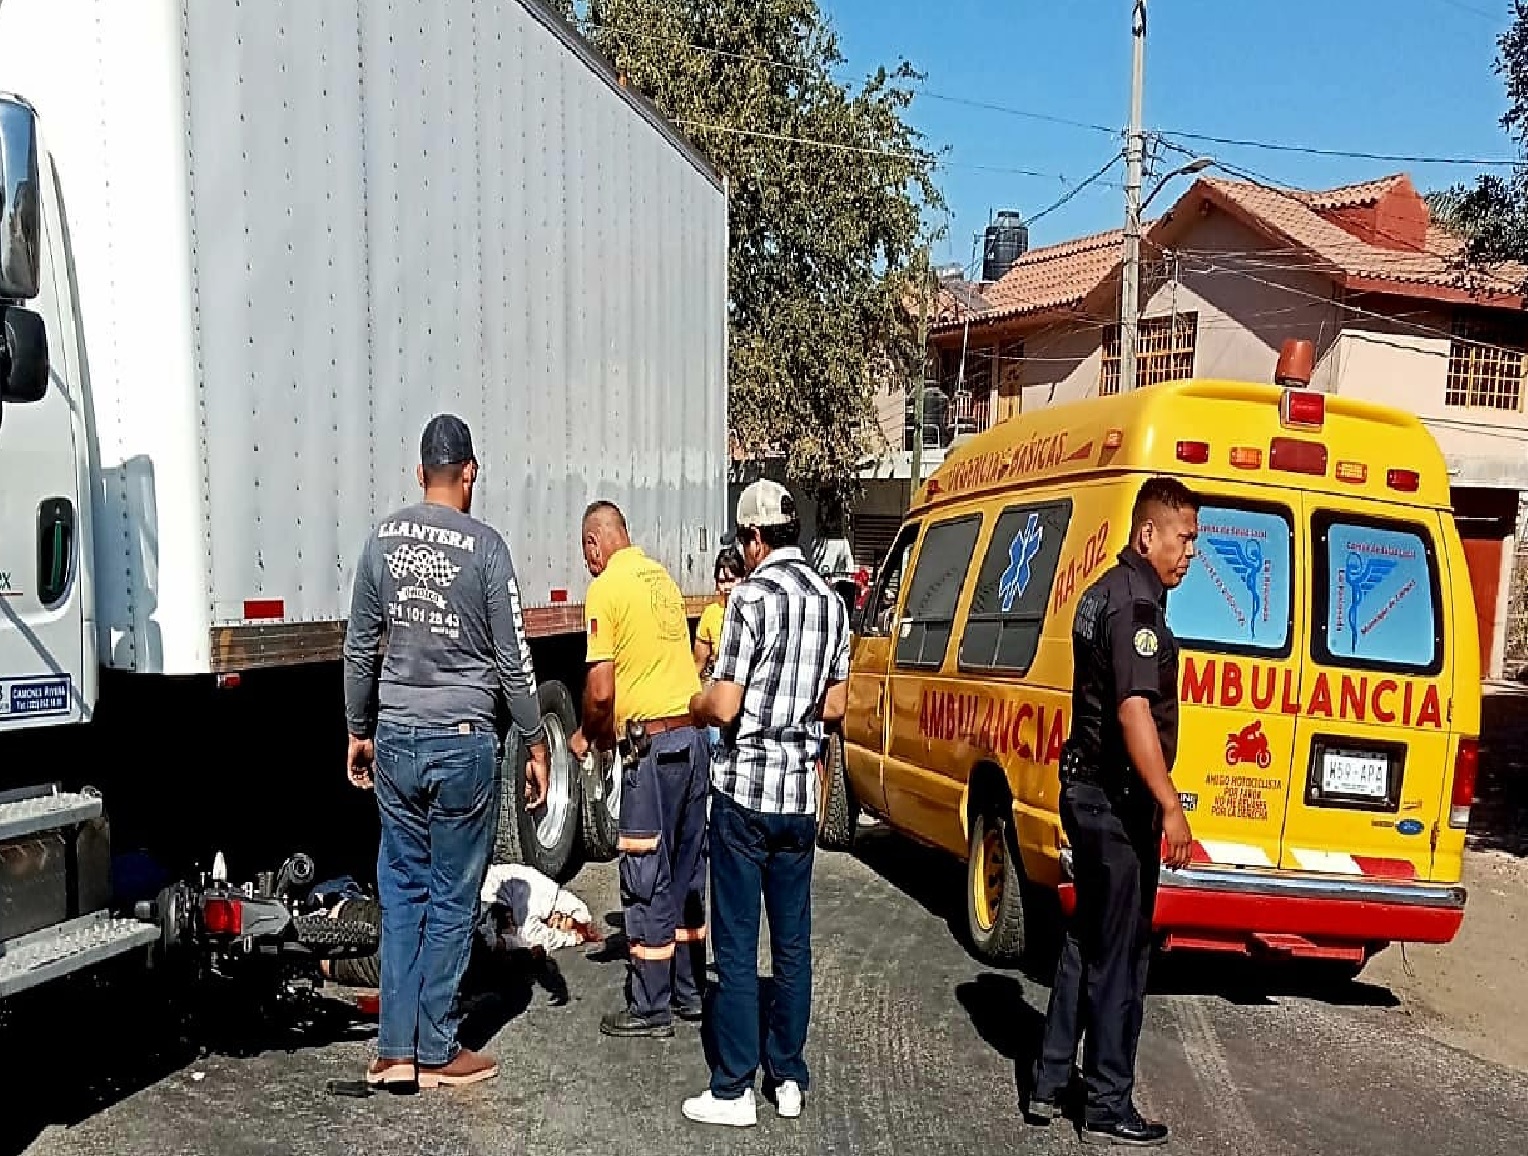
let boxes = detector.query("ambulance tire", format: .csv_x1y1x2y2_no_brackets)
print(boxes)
816,732,858,852
966,808,1028,965
496,681,582,882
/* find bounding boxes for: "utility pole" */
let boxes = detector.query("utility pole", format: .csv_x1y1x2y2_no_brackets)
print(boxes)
911,243,930,495
1120,0,1147,394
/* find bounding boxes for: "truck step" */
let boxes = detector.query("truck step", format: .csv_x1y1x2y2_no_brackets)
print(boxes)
0,786,103,843
0,912,159,1000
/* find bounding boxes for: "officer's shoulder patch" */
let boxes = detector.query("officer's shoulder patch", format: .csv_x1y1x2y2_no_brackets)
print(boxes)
1133,627,1159,658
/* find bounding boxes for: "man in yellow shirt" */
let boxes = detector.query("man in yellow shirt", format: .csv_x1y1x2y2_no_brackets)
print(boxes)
569,501,708,1038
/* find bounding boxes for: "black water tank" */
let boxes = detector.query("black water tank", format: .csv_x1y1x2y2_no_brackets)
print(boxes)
982,211,1029,283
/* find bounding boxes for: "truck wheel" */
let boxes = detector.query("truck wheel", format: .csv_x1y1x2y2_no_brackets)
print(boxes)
965,807,1028,965
816,733,858,851
497,680,582,881
579,748,621,862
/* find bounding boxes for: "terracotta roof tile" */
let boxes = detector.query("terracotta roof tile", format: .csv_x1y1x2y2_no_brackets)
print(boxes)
1292,175,1408,212
964,226,1128,323
930,172,1526,339
1192,176,1527,298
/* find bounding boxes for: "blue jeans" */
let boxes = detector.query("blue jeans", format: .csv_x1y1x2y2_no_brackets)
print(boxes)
707,788,816,1099
373,721,498,1067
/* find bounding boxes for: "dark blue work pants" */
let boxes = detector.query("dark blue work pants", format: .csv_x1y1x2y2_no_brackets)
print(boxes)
617,725,710,1022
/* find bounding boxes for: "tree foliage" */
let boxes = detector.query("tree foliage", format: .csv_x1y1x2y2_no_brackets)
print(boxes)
558,0,944,502
1429,1,1528,267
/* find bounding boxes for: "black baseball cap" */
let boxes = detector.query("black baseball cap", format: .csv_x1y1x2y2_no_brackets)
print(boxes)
420,414,476,468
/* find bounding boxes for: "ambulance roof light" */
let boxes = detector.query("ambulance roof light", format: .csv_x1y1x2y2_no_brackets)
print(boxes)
1275,338,1315,387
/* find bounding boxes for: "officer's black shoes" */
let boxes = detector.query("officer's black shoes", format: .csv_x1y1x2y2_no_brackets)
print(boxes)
1080,1108,1170,1147
671,1000,704,1023
599,1009,675,1038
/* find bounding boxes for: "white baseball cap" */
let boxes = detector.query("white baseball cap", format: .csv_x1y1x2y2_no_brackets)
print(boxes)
735,479,797,528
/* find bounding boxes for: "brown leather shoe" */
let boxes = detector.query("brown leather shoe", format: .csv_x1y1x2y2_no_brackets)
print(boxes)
365,1057,417,1087
418,1048,499,1088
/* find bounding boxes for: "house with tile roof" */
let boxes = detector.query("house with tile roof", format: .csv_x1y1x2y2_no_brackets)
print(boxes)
856,171,1528,676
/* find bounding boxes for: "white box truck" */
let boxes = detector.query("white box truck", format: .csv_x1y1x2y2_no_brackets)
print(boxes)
0,0,727,1000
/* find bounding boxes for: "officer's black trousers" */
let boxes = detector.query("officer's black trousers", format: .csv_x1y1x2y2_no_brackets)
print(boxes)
1033,779,1161,1122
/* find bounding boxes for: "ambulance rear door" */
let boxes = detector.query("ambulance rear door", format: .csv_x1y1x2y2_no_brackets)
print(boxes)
1279,501,1454,881
1165,486,1306,872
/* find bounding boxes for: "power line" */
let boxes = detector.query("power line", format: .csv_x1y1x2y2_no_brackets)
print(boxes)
578,16,1528,181
673,118,1121,181
1432,0,1504,20
1024,152,1127,225
1156,127,1519,168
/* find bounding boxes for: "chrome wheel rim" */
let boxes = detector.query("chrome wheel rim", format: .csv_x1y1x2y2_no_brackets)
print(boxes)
534,712,574,852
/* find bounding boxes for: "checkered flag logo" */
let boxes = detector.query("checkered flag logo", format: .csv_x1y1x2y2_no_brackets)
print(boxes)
386,542,462,588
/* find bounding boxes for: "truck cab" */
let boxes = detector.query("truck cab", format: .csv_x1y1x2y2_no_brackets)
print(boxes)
0,93,154,1000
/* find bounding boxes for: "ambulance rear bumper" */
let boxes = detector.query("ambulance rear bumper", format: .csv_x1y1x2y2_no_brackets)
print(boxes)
1057,851,1466,953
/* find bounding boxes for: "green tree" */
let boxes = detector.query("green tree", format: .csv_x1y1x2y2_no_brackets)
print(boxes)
562,0,944,504
1429,1,1528,265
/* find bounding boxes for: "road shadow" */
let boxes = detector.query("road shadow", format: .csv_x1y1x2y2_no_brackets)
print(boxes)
1472,694,1528,856
1149,951,1401,1008
0,954,371,1156
954,971,1048,1101
457,944,568,1049
852,825,1406,1010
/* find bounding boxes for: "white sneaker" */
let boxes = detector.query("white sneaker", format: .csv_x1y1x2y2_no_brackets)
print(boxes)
682,1089,757,1128
775,1080,803,1118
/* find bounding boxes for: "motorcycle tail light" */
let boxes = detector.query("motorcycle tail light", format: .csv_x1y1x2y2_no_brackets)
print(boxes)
203,896,243,936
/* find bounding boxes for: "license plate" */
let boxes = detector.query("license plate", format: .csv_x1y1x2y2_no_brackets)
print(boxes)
1321,751,1389,798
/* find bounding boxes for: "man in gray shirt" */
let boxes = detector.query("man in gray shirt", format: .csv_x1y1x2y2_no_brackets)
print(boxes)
343,414,548,1090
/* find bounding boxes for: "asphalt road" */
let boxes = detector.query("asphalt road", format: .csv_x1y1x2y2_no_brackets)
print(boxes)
6,826,1528,1156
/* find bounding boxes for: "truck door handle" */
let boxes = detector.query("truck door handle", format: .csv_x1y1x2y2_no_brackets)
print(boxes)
36,496,74,606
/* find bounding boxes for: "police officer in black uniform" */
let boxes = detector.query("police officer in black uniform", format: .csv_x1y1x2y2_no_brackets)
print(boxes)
1028,476,1199,1147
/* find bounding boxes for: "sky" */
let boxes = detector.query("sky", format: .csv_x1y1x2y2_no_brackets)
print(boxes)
821,0,1519,271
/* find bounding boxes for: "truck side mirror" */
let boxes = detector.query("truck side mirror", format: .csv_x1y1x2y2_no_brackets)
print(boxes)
0,95,41,302
2,305,48,402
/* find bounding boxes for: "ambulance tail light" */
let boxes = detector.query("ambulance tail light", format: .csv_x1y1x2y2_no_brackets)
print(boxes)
1269,437,1328,477
1387,468,1420,493
1450,738,1478,829
203,896,244,937
1175,440,1210,464
1229,446,1262,470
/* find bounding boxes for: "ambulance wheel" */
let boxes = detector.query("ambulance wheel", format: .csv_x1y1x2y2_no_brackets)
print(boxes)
580,747,621,862
816,732,857,851
497,681,582,881
966,807,1027,965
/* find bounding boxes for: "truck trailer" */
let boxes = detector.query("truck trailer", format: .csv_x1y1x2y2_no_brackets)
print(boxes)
0,0,728,1001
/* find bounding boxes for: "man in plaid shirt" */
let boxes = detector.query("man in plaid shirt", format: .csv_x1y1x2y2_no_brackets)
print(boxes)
682,479,851,1129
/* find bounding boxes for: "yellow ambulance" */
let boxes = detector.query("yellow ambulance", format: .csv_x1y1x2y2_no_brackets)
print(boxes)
822,342,1476,971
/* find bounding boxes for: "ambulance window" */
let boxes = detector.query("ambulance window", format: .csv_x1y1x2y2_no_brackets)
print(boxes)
860,522,920,638
959,499,1073,675
1312,513,1443,675
895,514,983,669
1166,502,1294,658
